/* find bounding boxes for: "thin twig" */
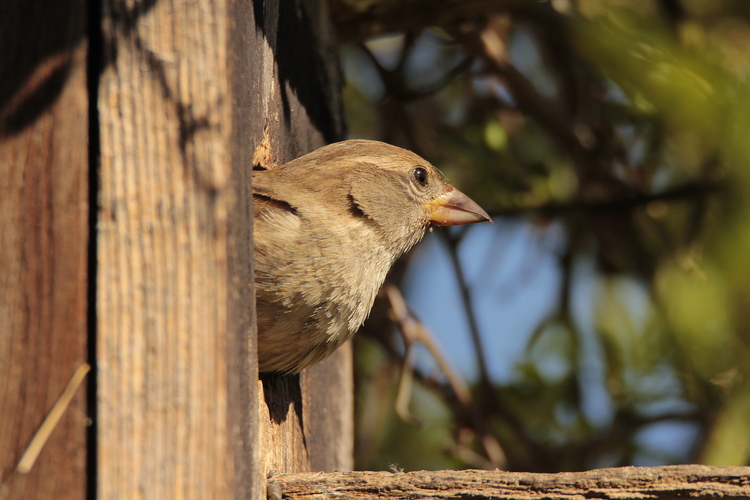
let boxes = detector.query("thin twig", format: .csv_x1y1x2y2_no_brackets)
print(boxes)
395,347,424,427
438,230,493,393
382,284,507,468
17,363,91,474
384,285,472,406
438,229,551,466
360,42,475,101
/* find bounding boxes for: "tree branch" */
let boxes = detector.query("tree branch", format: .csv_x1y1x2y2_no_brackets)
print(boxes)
488,180,725,219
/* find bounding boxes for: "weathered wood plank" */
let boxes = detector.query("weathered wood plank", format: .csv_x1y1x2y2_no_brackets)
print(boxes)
0,0,89,496
96,0,237,496
270,465,750,500
226,0,264,496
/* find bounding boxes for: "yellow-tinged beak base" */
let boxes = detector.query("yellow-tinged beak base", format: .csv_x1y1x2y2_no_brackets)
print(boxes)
426,187,492,226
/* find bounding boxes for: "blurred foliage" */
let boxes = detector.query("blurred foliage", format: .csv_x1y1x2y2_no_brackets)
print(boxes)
332,0,750,471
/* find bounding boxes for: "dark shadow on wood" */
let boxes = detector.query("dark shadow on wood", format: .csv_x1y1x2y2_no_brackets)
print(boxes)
85,0,104,498
0,0,162,138
261,373,305,430
252,0,342,146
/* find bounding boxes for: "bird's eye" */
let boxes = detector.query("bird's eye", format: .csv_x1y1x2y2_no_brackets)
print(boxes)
412,167,428,186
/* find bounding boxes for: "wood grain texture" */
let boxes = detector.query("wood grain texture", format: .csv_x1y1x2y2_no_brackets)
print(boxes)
303,347,354,472
96,0,236,496
96,0,349,495
0,0,89,497
270,465,750,499
257,349,353,475
226,0,264,497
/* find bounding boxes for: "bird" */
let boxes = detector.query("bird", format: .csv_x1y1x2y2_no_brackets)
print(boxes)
253,139,491,373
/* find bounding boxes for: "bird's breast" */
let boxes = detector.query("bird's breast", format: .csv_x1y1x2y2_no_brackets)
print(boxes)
254,209,394,372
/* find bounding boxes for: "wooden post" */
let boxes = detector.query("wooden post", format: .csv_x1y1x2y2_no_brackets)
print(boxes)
269,465,750,499
3,0,348,499
96,0,237,493
0,0,90,498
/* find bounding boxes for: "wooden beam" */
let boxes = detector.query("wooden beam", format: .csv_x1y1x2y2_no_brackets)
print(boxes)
96,0,246,495
269,465,750,499
95,0,349,495
226,0,264,496
0,0,89,496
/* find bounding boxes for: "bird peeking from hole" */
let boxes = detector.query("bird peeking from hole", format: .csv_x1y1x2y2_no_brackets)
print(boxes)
253,140,492,374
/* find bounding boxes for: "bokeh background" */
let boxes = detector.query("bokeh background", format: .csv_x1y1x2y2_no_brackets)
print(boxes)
329,0,750,472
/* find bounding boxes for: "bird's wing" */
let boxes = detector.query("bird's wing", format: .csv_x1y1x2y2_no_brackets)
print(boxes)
252,179,300,216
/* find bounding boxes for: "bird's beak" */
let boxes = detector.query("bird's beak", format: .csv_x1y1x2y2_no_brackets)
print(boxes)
426,187,492,226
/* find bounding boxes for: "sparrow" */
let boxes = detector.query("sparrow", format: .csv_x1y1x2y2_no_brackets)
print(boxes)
253,139,491,373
